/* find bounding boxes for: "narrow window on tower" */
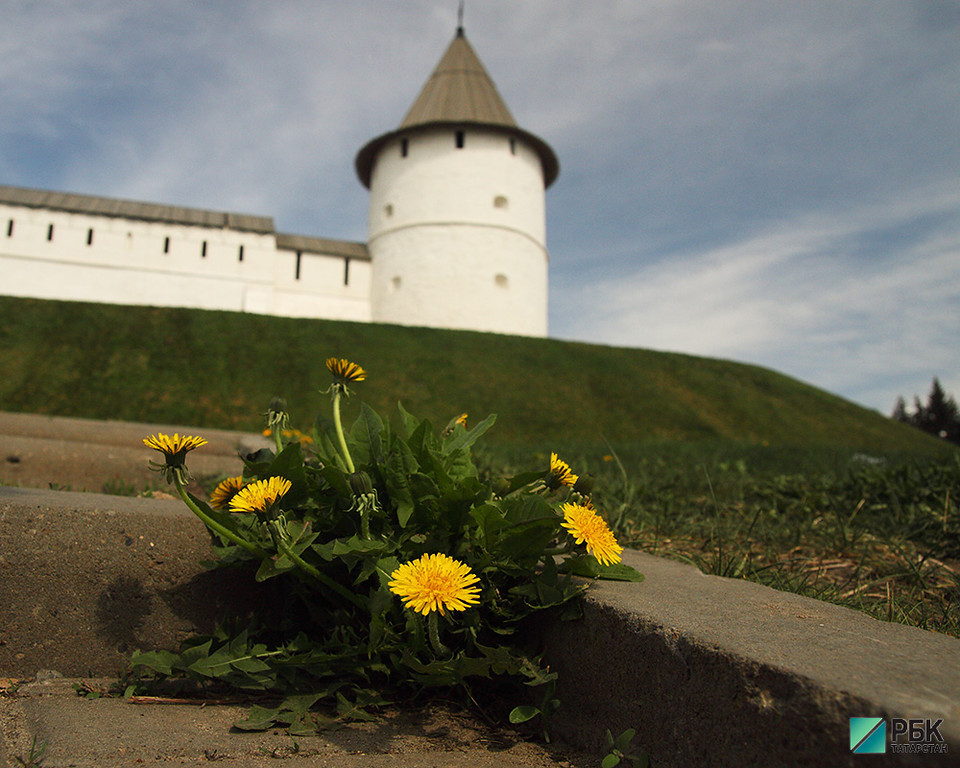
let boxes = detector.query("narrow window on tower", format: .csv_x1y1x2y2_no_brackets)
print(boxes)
509,138,516,155
163,236,170,254
6,219,13,237
343,257,350,286
86,228,94,246
238,245,244,262
295,251,302,280
201,240,207,258
47,224,54,241
455,130,465,149
400,138,409,158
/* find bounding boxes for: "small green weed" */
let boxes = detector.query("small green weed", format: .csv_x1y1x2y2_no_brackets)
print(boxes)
100,477,140,496
14,735,46,767
602,728,651,768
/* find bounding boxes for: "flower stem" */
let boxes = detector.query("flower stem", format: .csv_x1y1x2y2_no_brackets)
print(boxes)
360,505,371,539
427,612,449,657
174,479,267,558
272,429,284,455
331,388,356,473
274,537,367,609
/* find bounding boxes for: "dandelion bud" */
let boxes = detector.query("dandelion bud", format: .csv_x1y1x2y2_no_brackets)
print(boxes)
350,470,374,497
265,397,289,431
573,473,595,496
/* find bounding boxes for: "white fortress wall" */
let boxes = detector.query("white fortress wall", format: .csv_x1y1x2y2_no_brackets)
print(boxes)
0,198,371,321
273,236,371,322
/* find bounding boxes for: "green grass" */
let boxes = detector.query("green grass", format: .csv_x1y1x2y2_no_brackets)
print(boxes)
3,295,958,636
0,296,951,460
576,451,960,638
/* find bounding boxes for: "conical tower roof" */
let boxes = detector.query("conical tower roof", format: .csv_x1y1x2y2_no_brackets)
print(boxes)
355,28,558,189
399,28,516,129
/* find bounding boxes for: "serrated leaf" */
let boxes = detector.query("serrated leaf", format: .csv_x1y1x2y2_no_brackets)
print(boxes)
396,401,421,439
508,705,540,724
311,420,348,470
331,535,388,556
505,469,547,495
349,403,384,466
280,692,323,715
319,465,352,498
255,554,293,582
233,704,281,731
559,556,645,582
500,494,557,525
441,412,496,455
615,728,637,750
129,649,177,676
443,447,477,482
495,517,560,562
177,639,213,668
383,438,419,527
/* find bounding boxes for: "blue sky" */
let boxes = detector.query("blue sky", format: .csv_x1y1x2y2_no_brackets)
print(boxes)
2,1,958,414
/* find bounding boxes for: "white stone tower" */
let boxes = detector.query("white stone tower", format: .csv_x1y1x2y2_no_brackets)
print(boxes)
355,26,559,337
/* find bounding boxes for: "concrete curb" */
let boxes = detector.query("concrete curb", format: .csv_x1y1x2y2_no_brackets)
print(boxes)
2,487,959,767
545,552,959,767
0,411,268,492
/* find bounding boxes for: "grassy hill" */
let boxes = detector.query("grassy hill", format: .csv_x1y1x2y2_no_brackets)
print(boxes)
0,296,951,466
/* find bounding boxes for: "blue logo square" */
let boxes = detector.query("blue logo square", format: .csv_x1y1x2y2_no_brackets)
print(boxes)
850,718,886,754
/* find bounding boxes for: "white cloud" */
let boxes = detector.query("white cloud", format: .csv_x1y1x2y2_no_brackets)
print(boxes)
552,185,960,412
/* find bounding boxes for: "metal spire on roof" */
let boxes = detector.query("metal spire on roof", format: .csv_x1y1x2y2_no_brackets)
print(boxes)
457,1,465,35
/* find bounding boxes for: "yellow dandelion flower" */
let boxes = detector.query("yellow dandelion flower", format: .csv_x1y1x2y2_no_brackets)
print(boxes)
264,428,314,444
285,428,314,445
209,476,245,510
545,452,579,490
142,433,207,466
229,476,292,516
560,502,624,566
326,357,366,384
388,553,481,616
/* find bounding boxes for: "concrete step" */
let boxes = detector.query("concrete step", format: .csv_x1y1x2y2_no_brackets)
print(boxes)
1,486,957,767
0,410,268,493
1,675,589,768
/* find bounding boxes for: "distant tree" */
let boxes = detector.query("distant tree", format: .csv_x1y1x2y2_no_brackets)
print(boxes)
892,377,960,445
892,396,910,424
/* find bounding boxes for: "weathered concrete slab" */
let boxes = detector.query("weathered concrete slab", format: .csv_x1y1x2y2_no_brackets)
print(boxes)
543,549,960,767
0,676,591,768
0,410,267,492
0,487,277,678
